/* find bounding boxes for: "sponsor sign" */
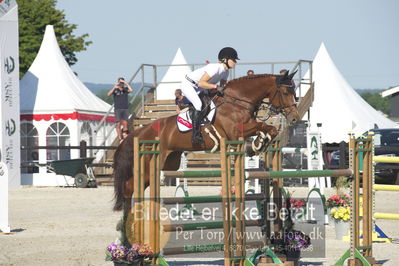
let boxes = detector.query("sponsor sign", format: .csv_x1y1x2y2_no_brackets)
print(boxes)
0,1,19,233
307,130,325,190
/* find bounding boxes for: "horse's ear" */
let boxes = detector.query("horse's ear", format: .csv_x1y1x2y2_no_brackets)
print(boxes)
283,70,289,79
288,70,298,79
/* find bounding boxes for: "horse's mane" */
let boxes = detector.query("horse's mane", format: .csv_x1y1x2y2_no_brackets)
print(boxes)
226,73,276,87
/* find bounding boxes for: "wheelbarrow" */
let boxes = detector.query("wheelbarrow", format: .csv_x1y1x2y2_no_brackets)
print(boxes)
47,157,96,188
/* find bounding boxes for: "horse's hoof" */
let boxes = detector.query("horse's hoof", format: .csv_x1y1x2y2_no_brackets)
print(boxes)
251,132,273,154
252,132,265,152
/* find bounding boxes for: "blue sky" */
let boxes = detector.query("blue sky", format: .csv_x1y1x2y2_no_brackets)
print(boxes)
56,0,399,89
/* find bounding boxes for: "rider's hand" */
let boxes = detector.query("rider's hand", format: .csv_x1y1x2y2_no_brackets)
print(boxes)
216,85,224,96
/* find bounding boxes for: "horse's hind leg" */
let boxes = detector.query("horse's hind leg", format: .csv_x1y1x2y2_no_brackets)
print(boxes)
160,150,183,185
161,150,183,170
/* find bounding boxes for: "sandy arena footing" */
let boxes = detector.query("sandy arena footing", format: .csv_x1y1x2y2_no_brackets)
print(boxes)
0,186,398,266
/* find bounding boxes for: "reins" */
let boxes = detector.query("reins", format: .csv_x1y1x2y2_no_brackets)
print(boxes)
218,93,258,112
199,92,257,115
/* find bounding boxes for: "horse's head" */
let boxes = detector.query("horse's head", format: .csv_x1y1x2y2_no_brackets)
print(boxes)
271,70,300,125
222,73,300,125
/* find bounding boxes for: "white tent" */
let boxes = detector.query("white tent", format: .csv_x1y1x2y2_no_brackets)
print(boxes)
156,48,191,100
301,43,397,143
20,25,115,186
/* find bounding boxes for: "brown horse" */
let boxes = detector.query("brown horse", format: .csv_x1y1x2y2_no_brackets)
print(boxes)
113,71,300,211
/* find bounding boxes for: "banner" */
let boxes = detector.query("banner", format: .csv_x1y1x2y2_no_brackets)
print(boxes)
0,162,9,233
307,128,329,191
0,1,19,233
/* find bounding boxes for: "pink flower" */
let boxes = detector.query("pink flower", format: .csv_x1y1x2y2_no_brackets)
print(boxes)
131,243,141,251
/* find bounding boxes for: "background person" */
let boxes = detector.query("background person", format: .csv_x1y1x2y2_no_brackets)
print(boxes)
247,69,255,76
180,47,239,144
107,77,133,142
174,89,191,114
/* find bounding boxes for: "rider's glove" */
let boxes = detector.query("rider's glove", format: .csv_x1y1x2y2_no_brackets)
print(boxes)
216,85,225,96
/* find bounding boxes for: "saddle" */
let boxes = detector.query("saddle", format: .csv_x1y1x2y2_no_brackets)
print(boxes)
176,91,216,133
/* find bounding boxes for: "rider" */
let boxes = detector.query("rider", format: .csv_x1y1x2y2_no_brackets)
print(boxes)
180,47,239,144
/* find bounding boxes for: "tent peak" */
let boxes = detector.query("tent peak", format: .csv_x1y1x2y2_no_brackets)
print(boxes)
156,48,191,100
20,24,111,115
301,43,398,143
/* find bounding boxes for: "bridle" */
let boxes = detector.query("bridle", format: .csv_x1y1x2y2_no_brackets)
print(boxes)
214,84,297,121
264,84,297,119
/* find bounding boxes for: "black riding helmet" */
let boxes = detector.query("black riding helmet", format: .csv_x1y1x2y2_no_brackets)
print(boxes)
218,47,240,61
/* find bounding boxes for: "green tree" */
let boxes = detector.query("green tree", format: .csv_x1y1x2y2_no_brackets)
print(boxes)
18,0,92,77
360,91,390,115
96,89,113,105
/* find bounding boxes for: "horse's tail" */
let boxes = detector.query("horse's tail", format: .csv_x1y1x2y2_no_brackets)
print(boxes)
113,135,134,211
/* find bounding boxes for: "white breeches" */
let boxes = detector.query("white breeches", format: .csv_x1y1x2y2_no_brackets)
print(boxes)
180,80,203,111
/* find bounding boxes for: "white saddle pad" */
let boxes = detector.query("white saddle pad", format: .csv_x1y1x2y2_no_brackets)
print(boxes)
177,101,216,132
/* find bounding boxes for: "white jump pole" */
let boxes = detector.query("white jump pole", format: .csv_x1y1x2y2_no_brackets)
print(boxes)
281,147,307,154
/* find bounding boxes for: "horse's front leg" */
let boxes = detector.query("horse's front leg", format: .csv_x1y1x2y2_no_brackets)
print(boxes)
242,121,278,155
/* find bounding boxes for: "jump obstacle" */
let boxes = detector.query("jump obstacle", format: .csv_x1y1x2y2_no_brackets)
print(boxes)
373,184,399,221
128,133,399,265
264,136,394,265
128,137,252,265
341,154,399,244
127,137,374,265
174,126,327,196
127,136,384,265
130,138,162,264
256,135,377,266
368,156,399,242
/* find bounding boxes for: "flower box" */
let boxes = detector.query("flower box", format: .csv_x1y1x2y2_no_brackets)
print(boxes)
106,242,154,265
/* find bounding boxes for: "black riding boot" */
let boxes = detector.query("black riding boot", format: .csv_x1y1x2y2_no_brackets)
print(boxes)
191,110,204,144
